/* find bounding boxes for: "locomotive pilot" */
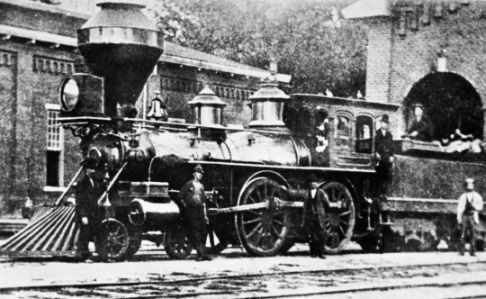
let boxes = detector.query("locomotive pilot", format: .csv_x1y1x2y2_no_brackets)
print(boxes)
301,175,330,258
457,177,483,256
74,166,107,261
179,165,212,261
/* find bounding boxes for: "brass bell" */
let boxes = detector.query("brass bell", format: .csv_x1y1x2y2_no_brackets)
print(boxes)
147,93,168,121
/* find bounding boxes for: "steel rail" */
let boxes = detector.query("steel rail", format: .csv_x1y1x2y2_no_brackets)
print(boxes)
1,260,485,293
236,279,486,299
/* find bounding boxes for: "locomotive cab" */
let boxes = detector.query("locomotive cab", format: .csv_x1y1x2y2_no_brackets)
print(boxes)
286,94,399,169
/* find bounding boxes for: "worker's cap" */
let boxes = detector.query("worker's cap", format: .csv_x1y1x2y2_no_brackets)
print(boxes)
465,177,474,184
380,114,389,124
194,164,204,174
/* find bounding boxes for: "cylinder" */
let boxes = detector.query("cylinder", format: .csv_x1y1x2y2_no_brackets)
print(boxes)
128,199,180,230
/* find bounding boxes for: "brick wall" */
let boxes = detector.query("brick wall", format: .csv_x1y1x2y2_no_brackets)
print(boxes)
0,40,80,214
364,1,486,138
365,17,393,104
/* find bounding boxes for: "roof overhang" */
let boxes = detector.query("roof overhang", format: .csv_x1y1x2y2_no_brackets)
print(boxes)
342,0,392,19
0,24,77,47
160,51,291,83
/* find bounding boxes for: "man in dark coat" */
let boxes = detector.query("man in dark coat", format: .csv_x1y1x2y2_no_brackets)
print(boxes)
404,103,433,141
74,168,105,261
301,177,330,258
374,114,394,197
179,165,212,261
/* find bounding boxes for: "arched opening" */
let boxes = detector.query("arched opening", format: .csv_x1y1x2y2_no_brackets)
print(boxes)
404,72,483,141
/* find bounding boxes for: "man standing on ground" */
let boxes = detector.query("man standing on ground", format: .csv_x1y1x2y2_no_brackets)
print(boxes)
179,165,212,261
457,177,483,256
301,176,329,258
74,167,105,262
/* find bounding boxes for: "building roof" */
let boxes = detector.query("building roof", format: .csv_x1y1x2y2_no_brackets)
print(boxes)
162,43,291,83
342,0,391,19
0,0,291,83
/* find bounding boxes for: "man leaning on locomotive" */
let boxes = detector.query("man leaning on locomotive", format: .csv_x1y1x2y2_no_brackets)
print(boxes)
373,114,394,224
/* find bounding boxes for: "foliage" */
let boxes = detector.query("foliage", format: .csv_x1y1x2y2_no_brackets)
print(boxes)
146,0,367,97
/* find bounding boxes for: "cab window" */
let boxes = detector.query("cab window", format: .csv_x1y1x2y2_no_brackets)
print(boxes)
335,114,351,147
355,115,373,154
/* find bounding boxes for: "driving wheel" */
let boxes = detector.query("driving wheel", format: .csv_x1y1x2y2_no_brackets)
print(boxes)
235,177,290,256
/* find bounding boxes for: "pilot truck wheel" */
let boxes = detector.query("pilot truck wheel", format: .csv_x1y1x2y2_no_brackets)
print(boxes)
164,226,193,259
96,218,130,261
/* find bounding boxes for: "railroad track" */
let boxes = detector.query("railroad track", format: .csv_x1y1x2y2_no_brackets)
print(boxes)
4,260,486,299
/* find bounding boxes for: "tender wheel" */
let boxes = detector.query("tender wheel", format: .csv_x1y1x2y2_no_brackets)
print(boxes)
321,181,355,254
235,177,290,256
96,218,130,261
164,226,193,259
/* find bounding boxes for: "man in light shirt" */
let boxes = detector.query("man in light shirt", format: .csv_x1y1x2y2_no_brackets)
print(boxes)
457,177,483,256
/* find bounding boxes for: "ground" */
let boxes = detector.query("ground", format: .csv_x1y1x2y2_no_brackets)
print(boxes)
1,240,486,298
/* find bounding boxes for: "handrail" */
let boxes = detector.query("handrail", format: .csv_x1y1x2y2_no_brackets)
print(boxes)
55,166,84,206
97,162,128,206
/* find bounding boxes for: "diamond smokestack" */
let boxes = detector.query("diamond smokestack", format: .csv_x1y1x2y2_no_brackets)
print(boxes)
77,1,163,118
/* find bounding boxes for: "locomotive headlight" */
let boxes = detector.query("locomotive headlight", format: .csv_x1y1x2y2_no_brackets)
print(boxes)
60,78,79,112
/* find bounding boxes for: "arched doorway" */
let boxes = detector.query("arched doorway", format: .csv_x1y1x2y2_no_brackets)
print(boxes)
404,72,483,141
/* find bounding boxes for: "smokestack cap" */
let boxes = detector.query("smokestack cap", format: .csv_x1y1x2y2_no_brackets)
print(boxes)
77,1,163,118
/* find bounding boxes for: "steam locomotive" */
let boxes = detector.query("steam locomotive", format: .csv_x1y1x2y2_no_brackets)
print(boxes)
1,0,485,260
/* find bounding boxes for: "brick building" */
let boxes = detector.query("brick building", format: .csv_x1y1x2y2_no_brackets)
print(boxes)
0,0,290,216
343,0,486,140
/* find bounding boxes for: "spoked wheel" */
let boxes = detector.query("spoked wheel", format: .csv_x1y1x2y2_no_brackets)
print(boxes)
164,226,193,259
235,177,290,256
96,218,130,261
321,181,355,254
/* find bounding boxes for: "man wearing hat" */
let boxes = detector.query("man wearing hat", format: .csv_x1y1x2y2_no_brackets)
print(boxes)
301,175,330,258
457,177,483,256
404,103,433,141
375,114,394,196
179,164,211,261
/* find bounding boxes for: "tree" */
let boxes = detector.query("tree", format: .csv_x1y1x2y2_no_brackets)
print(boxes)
147,0,367,97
